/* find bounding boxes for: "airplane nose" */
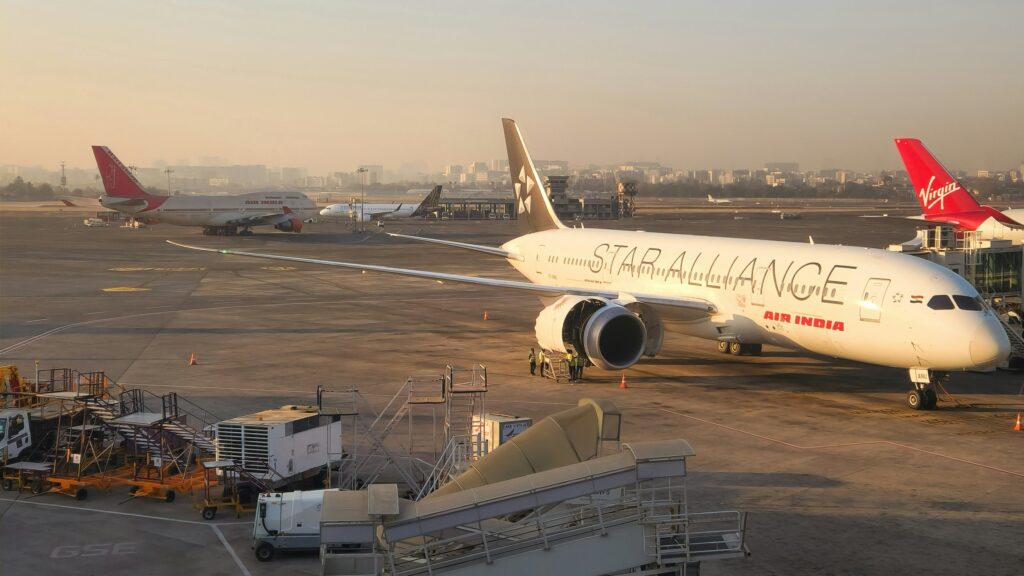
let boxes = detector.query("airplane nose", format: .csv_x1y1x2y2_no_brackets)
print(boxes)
969,318,1010,368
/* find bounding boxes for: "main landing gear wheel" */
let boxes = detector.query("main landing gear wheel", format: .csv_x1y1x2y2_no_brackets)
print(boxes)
728,342,744,355
717,341,730,354
924,388,938,409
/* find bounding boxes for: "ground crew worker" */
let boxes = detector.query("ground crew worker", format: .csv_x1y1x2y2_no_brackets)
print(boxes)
575,353,585,381
538,349,546,377
529,347,537,375
565,351,574,381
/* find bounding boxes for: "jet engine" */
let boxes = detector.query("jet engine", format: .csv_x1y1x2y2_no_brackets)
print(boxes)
535,295,647,371
275,218,304,233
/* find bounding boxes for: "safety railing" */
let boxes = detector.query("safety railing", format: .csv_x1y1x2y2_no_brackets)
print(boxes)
643,510,748,563
388,501,639,575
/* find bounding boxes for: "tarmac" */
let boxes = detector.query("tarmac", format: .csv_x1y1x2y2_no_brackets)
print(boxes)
1,204,1022,576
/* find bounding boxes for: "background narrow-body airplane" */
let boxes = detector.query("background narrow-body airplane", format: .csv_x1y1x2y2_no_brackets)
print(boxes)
173,120,1009,410
92,146,319,235
319,186,442,222
896,138,1024,243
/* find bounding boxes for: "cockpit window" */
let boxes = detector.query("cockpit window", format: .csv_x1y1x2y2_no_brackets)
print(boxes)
927,295,954,310
952,295,984,311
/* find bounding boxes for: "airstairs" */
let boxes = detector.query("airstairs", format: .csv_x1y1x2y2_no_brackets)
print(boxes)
997,316,1024,369
319,440,748,576
19,367,219,499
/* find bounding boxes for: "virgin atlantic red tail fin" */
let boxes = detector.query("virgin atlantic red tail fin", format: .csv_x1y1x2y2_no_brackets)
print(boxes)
894,138,979,215
92,146,162,199
894,138,1019,230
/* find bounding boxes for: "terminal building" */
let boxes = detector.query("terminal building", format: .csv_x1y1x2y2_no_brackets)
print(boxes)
437,177,635,221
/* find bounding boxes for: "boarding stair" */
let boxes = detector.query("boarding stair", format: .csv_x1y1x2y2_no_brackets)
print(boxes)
1000,318,1024,369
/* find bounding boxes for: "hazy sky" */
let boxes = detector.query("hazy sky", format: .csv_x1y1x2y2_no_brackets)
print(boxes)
2,1,1022,174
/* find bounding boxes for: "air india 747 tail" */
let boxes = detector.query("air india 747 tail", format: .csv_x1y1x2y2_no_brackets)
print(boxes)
894,138,1024,243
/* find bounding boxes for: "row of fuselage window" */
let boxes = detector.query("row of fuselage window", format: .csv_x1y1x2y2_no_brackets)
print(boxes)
548,254,840,299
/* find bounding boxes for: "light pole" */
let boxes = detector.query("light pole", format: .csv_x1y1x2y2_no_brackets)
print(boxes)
164,168,174,195
356,167,368,233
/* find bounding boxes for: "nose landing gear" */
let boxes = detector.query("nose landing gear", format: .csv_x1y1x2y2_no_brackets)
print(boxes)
907,368,945,410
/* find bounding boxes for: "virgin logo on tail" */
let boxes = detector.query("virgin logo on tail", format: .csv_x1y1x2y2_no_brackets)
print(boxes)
918,176,961,211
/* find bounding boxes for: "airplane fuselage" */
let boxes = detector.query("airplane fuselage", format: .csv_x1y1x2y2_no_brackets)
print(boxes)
101,191,318,227
503,228,1003,371
320,202,416,220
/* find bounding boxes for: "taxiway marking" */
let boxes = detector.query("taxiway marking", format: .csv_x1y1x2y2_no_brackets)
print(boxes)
660,408,1024,478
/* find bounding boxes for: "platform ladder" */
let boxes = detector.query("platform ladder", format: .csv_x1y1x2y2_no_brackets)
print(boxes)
332,383,425,492
540,351,571,383
444,364,488,462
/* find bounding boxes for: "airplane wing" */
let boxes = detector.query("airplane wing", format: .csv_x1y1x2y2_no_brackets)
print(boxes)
227,207,305,227
167,240,716,314
386,233,522,260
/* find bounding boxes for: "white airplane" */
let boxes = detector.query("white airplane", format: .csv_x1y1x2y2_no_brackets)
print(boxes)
92,146,319,235
172,119,1010,410
320,186,443,222
895,138,1024,243
707,194,732,205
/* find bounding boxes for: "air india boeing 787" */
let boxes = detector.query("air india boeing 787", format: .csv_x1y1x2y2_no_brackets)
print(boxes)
172,119,1009,410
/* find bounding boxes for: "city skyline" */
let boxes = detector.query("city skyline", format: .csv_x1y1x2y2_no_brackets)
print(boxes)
2,1,1022,174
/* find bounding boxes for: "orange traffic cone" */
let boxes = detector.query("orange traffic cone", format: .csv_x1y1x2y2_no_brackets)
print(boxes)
188,352,197,366
483,311,489,321
1014,412,1021,432
619,372,627,389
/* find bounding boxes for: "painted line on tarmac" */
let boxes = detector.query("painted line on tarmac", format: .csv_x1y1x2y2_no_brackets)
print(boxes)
660,408,1024,478
0,497,208,525
26,318,48,324
212,524,252,576
0,295,500,356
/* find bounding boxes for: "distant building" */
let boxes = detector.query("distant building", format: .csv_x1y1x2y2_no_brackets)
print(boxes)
358,165,384,185
281,167,307,186
443,164,464,178
765,162,799,173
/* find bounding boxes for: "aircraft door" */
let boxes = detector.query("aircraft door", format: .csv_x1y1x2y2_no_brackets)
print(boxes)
535,245,546,275
859,278,891,322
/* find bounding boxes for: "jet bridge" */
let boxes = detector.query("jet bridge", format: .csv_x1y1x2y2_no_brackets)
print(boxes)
319,439,748,576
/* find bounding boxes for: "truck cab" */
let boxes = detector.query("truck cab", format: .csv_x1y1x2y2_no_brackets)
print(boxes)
0,410,32,461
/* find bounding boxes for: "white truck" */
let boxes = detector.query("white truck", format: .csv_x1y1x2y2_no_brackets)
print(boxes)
0,408,58,464
253,489,337,561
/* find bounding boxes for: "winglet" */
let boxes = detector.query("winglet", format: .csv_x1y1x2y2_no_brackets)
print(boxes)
502,119,565,234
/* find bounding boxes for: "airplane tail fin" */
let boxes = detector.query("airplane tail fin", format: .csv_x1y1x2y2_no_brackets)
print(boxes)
894,138,980,217
502,118,565,234
92,146,162,199
412,185,442,216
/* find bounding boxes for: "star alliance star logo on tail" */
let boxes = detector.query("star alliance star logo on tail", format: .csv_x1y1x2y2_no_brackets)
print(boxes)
515,166,535,214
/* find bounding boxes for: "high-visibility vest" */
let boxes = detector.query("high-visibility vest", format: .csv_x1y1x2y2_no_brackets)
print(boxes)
529,352,536,362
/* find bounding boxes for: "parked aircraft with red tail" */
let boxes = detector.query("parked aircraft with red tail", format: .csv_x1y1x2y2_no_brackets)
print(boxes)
895,138,1024,243
91,146,318,235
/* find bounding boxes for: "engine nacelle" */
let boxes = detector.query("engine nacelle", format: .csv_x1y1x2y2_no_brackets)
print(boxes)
535,295,647,371
275,218,304,233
